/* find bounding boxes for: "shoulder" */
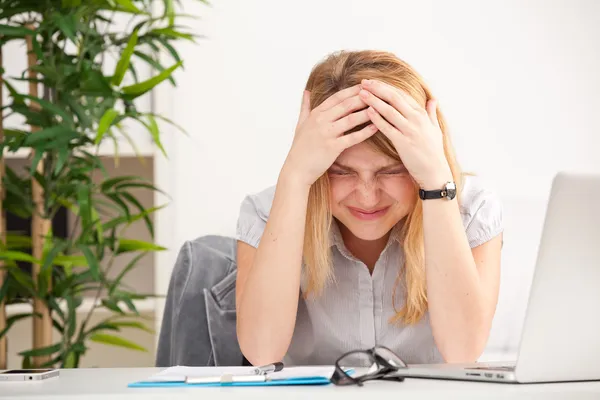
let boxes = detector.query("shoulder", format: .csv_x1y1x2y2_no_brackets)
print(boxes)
458,174,504,248
238,185,276,221
236,185,276,248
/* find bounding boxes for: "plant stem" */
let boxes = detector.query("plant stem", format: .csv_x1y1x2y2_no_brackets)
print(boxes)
26,23,53,368
0,42,8,371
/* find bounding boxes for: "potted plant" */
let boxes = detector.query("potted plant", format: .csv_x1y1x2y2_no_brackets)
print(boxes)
0,0,202,368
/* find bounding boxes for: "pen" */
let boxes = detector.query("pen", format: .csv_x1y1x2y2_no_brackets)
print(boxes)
253,362,284,375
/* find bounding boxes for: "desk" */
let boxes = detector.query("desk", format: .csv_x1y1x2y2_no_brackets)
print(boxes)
1,368,599,400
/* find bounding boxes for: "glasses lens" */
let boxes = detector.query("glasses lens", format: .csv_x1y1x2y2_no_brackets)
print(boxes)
337,351,378,379
373,346,407,369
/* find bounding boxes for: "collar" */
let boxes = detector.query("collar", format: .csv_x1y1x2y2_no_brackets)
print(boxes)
329,218,404,258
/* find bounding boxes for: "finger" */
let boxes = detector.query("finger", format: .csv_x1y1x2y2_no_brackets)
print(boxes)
336,123,378,150
325,95,368,122
367,106,406,143
315,84,362,112
297,90,311,126
331,108,371,135
361,79,419,118
360,89,410,132
427,98,440,128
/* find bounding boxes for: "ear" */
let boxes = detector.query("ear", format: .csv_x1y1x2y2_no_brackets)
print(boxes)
426,98,440,129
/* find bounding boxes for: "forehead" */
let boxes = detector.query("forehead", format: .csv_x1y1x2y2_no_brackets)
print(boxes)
334,141,399,168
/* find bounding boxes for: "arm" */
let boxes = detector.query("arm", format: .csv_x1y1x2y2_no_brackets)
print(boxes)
357,78,502,362
422,186,502,363
235,86,377,365
236,170,311,366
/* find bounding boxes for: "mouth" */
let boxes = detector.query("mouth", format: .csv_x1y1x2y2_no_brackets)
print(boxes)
347,206,390,221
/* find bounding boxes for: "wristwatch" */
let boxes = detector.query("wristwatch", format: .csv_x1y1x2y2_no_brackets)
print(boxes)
419,181,456,200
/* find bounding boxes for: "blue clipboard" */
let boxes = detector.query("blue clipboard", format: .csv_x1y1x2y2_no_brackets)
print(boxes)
128,376,332,387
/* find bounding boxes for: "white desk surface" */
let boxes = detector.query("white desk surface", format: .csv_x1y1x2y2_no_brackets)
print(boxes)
1,367,599,400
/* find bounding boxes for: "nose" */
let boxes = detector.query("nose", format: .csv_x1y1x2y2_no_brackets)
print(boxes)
354,177,380,209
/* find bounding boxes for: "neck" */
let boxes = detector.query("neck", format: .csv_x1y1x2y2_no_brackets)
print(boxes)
338,222,390,273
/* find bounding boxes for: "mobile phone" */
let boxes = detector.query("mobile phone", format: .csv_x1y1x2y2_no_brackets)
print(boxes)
0,369,60,381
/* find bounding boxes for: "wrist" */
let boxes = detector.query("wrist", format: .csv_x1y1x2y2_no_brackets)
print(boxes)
279,164,313,193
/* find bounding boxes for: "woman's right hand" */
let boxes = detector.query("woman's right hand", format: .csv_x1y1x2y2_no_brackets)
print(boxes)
282,85,378,186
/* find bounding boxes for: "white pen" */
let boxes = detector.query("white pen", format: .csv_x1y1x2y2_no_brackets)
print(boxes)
253,362,284,375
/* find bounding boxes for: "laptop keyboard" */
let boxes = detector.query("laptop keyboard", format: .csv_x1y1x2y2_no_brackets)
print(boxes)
469,365,516,371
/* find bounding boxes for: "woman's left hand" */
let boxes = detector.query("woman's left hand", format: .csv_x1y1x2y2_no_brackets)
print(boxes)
359,79,453,190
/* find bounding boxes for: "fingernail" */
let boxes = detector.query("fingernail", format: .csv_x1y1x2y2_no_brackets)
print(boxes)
362,79,371,86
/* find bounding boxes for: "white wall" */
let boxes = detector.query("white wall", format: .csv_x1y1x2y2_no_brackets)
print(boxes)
158,0,600,358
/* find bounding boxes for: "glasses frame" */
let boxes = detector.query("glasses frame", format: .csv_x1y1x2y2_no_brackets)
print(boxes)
330,345,407,386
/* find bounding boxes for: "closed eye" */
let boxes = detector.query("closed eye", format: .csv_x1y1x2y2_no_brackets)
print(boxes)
380,169,406,175
329,170,354,176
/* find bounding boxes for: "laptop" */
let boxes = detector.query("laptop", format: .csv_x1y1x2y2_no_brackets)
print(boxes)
394,171,600,383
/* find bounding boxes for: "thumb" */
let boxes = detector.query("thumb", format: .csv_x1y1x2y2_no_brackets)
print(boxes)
297,90,311,126
427,98,440,129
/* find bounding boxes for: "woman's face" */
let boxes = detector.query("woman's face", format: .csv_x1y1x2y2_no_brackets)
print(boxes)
328,141,416,241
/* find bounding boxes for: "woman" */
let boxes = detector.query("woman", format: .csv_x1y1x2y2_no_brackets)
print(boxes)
235,50,503,367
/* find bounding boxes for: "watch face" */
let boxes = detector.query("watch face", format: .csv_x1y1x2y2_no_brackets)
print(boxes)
445,182,457,199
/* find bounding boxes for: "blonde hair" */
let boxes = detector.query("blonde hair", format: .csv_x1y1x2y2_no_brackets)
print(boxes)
302,50,463,325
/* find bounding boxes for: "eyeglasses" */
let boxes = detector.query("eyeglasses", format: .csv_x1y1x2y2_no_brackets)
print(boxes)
330,345,407,386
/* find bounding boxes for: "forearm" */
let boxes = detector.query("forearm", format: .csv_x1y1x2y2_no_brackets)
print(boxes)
237,167,310,364
423,197,492,363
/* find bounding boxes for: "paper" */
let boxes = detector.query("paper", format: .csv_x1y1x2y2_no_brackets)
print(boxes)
144,366,336,383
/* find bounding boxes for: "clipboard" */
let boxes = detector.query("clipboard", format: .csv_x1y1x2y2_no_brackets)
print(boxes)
128,366,342,387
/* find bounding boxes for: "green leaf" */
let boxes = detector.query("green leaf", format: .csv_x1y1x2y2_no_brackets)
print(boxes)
18,95,74,125
0,313,32,338
109,252,147,294
120,191,154,236
116,239,166,254
121,61,182,100
89,333,147,351
7,268,36,296
100,176,144,192
141,115,166,157
164,0,175,25
111,320,154,333
19,343,62,357
40,241,68,282
63,351,77,368
112,29,139,86
113,0,144,14
0,24,35,37
0,251,42,265
30,149,44,175
63,95,92,129
101,298,125,314
77,185,92,231
132,51,175,85
24,126,78,146
148,113,188,135
156,38,181,64
22,356,32,369
55,146,70,175
151,27,195,42
96,109,119,144
77,245,101,281
65,295,78,338
104,194,130,223
54,13,78,44
101,205,164,233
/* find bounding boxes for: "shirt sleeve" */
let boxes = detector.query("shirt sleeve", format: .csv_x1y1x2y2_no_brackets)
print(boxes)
459,175,504,248
235,185,276,248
